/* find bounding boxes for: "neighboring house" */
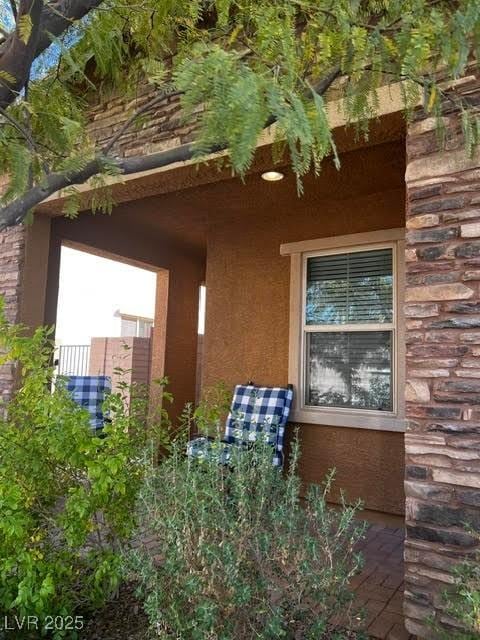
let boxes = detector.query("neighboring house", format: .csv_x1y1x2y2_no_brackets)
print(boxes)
1,72,480,638
116,310,154,338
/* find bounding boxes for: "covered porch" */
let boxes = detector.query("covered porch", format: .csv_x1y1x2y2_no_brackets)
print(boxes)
31,128,407,520
33,129,412,634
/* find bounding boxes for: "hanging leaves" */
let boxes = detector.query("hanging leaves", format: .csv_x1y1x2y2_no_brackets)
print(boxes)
0,70,16,85
17,14,32,45
0,0,479,225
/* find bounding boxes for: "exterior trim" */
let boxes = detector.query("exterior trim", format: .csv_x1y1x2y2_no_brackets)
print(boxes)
290,408,406,431
280,227,405,256
283,228,406,432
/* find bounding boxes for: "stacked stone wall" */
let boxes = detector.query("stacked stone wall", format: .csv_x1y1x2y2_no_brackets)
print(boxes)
404,74,480,637
86,84,199,158
0,226,26,404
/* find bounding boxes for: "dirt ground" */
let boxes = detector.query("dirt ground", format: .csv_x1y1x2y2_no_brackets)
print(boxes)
82,583,368,640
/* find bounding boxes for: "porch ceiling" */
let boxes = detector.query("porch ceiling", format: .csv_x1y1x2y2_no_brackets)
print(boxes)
50,132,406,262
40,109,405,217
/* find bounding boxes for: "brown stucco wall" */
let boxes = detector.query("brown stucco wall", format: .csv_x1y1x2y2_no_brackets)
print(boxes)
202,140,406,514
151,265,204,419
20,216,52,330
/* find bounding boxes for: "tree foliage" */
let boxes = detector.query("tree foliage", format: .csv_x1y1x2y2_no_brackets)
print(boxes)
0,299,168,635
0,0,479,228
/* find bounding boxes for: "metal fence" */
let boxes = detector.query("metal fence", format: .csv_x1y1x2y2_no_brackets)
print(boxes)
55,344,91,377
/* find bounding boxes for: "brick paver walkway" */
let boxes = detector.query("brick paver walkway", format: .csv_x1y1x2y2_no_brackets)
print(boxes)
351,523,414,640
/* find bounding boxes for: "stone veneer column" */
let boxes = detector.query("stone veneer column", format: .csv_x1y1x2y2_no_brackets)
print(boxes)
0,226,26,405
0,216,52,406
404,76,480,638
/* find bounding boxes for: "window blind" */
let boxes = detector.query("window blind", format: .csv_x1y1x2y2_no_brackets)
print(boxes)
306,331,393,411
306,248,393,325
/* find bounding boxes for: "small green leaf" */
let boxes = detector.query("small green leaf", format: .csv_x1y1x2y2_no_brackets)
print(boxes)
18,14,32,45
0,70,16,85
24,209,34,226
141,59,167,86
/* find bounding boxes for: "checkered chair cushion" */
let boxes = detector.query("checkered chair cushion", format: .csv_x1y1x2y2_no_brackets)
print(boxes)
187,384,293,467
66,376,111,433
186,437,233,465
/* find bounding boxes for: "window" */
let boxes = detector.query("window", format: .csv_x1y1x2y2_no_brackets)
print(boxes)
281,229,405,431
137,319,153,338
121,317,137,337
120,315,153,338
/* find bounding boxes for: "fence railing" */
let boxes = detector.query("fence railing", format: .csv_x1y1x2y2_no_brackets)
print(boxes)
55,344,91,377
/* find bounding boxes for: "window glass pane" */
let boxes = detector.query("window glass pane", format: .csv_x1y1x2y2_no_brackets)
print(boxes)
121,318,137,337
306,248,393,324
306,331,393,411
138,320,153,338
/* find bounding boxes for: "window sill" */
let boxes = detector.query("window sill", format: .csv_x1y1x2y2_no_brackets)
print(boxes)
290,408,405,432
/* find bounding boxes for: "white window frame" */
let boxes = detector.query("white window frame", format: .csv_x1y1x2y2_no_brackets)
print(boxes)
280,229,405,432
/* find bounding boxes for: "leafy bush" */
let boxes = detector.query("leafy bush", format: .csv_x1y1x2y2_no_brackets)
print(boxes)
187,381,231,438
127,435,366,639
440,544,480,639
0,302,166,636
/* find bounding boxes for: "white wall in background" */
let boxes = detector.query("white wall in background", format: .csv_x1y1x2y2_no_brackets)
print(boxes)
55,246,156,345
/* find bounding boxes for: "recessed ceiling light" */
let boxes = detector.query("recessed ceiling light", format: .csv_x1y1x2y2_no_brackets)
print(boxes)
261,170,284,182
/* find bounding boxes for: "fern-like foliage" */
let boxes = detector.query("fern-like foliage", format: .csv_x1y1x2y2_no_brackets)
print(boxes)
0,0,479,219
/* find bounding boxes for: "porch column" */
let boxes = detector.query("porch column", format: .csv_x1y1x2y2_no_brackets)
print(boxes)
0,216,52,404
0,226,26,404
150,259,203,421
404,76,480,637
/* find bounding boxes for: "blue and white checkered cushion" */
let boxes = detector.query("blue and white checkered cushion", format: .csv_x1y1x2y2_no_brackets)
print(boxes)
186,437,232,465
66,376,111,433
225,385,293,466
188,384,293,467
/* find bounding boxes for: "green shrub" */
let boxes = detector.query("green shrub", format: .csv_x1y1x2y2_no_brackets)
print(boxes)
189,381,232,438
0,301,167,636
440,545,480,639
127,435,366,639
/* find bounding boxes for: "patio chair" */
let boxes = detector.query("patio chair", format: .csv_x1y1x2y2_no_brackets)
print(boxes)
187,383,294,467
65,375,111,434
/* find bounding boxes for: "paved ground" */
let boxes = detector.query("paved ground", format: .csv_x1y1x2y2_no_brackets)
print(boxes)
351,523,414,640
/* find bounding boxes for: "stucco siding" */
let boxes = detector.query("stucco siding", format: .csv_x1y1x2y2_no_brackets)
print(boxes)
202,141,406,514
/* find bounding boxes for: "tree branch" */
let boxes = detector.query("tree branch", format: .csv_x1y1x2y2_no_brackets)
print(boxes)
0,0,105,110
311,65,341,97
0,68,342,231
102,88,184,155
0,106,37,151
0,0,44,109
0,146,201,230
26,0,105,60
